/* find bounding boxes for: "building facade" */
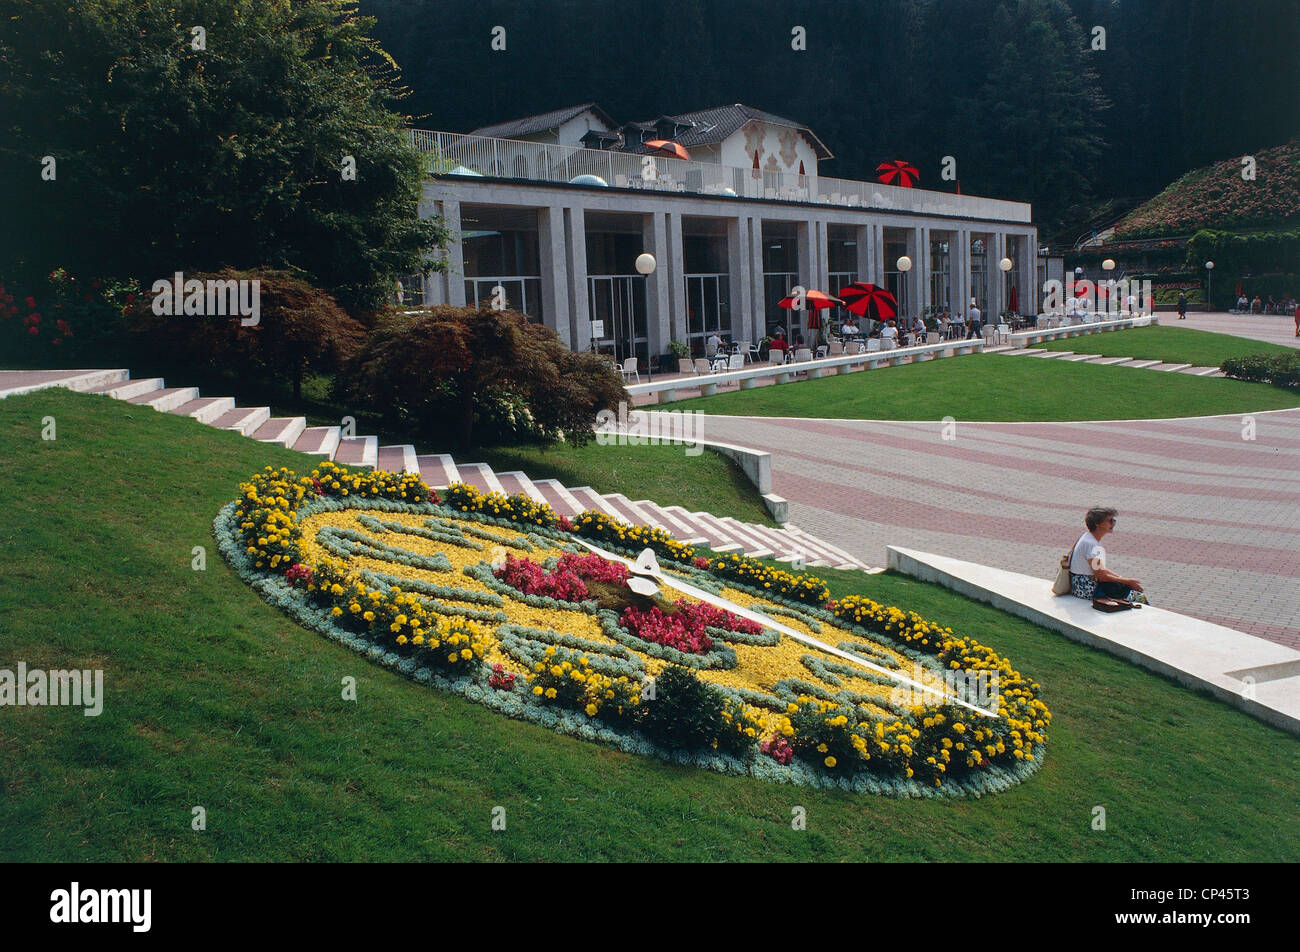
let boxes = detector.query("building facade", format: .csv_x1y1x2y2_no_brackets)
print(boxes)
414,104,1037,364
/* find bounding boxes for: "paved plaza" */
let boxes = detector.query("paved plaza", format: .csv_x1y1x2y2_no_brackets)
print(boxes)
682,314,1300,648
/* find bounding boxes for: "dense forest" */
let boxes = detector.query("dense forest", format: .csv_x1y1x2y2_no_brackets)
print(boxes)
360,0,1300,241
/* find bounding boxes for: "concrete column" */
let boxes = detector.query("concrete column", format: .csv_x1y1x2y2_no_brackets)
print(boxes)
642,212,671,354
728,216,753,344
1026,232,1039,313
955,228,971,317
538,206,571,346
854,224,871,284
815,219,830,291
666,211,687,348
565,206,590,348
912,225,929,318
750,218,767,337
989,232,1006,322
438,198,466,306
870,223,885,283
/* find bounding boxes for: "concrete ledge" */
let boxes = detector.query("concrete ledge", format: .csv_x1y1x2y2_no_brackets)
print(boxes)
1012,315,1159,348
886,545,1300,736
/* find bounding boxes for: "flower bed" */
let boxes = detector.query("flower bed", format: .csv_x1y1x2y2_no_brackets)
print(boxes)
216,464,1051,796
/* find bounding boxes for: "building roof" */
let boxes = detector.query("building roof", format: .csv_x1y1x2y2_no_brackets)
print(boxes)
621,104,833,160
469,103,617,140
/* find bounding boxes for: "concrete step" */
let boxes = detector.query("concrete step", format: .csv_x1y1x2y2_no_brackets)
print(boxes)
496,471,549,504
569,486,622,519
713,516,777,558
125,386,200,413
458,463,505,495
170,396,235,424
983,345,1016,354
665,506,741,553
599,493,655,528
252,416,307,449
635,501,711,546
1126,360,1162,369
212,405,271,437
1058,353,1101,362
85,377,165,400
417,454,460,490
377,444,419,474
1181,366,1221,376
292,426,342,458
1151,362,1192,373
334,435,378,469
1089,357,1133,366
532,478,587,518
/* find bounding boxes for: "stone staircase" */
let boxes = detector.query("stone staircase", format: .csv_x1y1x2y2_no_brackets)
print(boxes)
985,346,1225,376
1,368,873,571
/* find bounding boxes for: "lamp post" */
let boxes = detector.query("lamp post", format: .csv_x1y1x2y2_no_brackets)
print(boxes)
999,256,1013,319
897,255,912,320
1101,258,1115,317
636,252,657,380
1205,260,1214,313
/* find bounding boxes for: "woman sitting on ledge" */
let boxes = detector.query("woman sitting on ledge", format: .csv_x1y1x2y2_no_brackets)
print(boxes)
1070,507,1149,604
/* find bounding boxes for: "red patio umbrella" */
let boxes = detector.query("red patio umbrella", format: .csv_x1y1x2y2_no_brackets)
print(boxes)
752,150,761,178
778,289,840,342
1009,285,1019,314
876,159,919,188
837,282,898,322
645,139,690,161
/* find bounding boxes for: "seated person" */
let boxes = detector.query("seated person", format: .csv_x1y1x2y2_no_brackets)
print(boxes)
880,320,898,342
1236,294,1249,312
705,332,723,358
912,316,928,338
768,330,788,355
1251,295,1263,313
1069,507,1148,604
841,319,860,337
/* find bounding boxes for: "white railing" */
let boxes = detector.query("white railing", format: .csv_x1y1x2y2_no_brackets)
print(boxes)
411,130,1032,223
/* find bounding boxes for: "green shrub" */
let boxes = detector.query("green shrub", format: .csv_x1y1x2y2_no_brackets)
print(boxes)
636,665,745,753
1221,351,1300,389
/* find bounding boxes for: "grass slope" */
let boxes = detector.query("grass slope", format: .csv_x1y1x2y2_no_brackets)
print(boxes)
1,389,1297,862
1034,325,1296,366
669,353,1300,421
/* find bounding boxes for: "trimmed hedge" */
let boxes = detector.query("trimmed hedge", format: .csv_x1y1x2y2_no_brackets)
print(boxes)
1220,351,1300,390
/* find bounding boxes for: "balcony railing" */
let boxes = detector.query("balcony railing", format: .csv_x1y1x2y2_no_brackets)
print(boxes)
409,130,1032,224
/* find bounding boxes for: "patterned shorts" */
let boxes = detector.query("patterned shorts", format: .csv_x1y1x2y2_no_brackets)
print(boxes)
1070,574,1149,604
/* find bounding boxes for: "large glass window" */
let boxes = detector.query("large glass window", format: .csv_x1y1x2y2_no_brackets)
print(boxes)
464,278,543,321
884,235,909,318
684,275,731,352
762,227,799,338
1005,235,1024,315
588,276,647,365
929,237,951,314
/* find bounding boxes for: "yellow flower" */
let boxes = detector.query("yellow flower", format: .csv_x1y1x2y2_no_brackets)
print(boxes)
533,686,544,696
824,756,837,768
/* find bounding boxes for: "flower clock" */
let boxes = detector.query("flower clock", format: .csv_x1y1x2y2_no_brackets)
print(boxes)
216,462,1050,796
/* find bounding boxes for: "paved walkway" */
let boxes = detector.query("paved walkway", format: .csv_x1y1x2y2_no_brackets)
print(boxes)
677,407,1300,649
1174,310,1300,348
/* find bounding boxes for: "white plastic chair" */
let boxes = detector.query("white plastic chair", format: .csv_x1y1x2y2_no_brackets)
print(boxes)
677,359,693,375
693,358,712,376
794,348,814,362
815,345,829,359
996,323,1010,344
727,353,745,371
829,341,844,356
881,338,896,351
768,351,786,365
866,339,881,352
620,357,640,383
926,332,940,345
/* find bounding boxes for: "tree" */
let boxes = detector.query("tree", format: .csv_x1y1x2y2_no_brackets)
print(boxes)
128,270,367,399
0,0,447,310
341,305,628,448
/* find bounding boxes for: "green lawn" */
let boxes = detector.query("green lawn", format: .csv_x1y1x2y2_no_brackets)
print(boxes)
476,441,778,526
1,388,1297,862
670,353,1300,420
1034,325,1297,365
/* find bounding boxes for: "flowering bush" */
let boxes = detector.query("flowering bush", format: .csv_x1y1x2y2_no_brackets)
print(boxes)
705,551,831,605
620,601,762,655
443,482,556,526
572,511,698,564
527,645,640,721
488,664,517,691
760,733,794,765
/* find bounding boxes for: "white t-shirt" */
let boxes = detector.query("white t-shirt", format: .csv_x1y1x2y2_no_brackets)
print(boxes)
1070,532,1105,576
968,306,981,324
706,334,722,356
881,325,898,340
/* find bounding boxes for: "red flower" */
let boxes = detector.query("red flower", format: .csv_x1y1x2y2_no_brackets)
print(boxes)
27,326,38,335
125,293,136,304
24,296,35,309
28,312,39,323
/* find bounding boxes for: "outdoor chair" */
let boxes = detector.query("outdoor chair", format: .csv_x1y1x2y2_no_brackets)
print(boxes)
996,323,1011,344
881,338,897,350
815,345,829,359
741,342,760,363
727,353,745,372
866,339,881,352
768,350,786,365
794,348,814,362
829,341,844,356
926,332,940,345
619,357,640,384
677,359,693,375
693,358,713,376
850,341,866,354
